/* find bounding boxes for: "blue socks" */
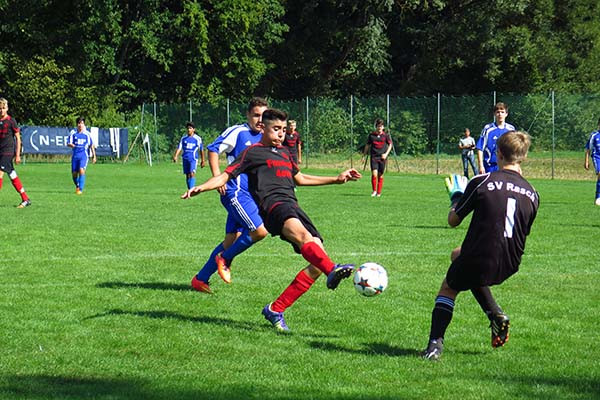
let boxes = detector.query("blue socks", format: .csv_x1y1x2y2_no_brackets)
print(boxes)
596,179,600,199
222,230,254,262
187,176,196,189
78,174,86,191
196,242,225,282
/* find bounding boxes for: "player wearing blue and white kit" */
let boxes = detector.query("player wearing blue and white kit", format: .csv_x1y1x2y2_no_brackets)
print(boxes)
584,117,600,205
173,122,205,189
67,117,96,195
477,102,515,173
190,97,269,294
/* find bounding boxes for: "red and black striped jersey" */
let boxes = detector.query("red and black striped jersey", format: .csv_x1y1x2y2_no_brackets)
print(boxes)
367,131,391,157
225,143,300,214
0,115,19,156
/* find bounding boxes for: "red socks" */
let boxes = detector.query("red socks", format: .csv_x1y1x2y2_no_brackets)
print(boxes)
271,270,315,312
11,176,29,201
371,175,384,194
300,242,335,274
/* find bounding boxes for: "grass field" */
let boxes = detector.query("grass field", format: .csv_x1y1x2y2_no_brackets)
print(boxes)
1,160,599,400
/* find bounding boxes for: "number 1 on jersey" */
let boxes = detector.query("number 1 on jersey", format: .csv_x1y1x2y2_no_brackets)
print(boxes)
504,198,516,238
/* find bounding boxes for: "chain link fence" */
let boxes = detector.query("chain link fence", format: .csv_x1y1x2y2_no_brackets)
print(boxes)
135,92,599,178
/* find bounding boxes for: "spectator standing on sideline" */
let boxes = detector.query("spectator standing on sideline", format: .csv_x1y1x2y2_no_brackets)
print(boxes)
459,128,479,178
0,97,31,208
362,118,392,197
477,102,515,173
584,117,600,205
173,122,205,190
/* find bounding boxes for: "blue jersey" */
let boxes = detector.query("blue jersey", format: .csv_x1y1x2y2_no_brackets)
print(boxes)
207,123,262,197
477,122,515,168
68,129,93,158
585,130,600,158
178,134,203,161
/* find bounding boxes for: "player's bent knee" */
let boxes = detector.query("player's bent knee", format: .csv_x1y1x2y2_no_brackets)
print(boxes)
251,226,268,241
450,246,461,261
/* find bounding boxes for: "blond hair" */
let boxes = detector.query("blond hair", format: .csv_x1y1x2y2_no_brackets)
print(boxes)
0,98,7,107
497,131,530,164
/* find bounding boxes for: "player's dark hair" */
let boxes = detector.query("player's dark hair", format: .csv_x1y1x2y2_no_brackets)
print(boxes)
375,118,384,127
494,102,508,112
497,131,530,164
262,108,288,125
247,97,268,112
186,122,194,128
76,117,85,124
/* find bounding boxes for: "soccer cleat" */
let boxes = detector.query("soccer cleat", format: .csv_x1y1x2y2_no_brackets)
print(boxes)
422,338,444,361
326,264,354,290
376,194,381,197
595,197,600,206
491,312,510,348
262,304,289,332
191,276,213,294
215,252,232,284
76,188,82,195
371,191,377,197
17,200,31,208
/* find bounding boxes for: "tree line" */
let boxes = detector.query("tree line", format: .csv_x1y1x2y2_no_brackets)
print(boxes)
1,0,599,128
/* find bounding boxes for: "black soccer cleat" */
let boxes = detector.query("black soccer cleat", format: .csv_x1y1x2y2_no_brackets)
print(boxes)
422,338,444,361
491,312,510,348
326,264,354,290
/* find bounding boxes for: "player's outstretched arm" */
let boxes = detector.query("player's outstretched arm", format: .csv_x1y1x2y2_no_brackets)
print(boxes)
181,172,229,199
584,149,590,170
294,168,361,186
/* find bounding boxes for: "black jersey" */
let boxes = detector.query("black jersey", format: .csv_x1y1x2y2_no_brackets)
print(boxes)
225,143,300,215
0,115,19,156
454,169,539,286
367,131,391,158
283,130,301,158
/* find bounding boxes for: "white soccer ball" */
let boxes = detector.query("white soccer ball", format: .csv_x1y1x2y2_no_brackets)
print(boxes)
353,262,388,297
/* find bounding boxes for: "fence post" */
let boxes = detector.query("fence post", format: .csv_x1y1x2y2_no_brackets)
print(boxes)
552,90,555,179
436,93,441,175
153,102,158,163
305,96,309,168
189,99,193,122
350,95,354,168
227,98,230,127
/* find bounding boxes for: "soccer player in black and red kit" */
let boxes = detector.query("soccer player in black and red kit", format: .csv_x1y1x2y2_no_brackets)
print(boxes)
183,108,361,331
0,98,31,208
423,130,539,360
362,118,392,197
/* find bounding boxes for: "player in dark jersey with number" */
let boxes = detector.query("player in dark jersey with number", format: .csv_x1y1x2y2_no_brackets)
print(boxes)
182,108,361,331
0,97,31,208
423,130,539,361
362,118,392,197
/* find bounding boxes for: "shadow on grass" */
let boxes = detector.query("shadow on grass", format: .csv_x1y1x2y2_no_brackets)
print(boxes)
84,308,261,331
309,340,421,357
0,374,409,400
97,281,191,291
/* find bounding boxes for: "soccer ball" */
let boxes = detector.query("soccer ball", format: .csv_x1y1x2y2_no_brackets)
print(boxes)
353,263,388,297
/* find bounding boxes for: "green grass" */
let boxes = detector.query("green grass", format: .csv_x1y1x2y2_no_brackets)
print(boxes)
0,161,598,399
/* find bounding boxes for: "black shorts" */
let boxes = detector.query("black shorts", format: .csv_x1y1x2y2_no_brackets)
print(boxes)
445,255,514,292
0,155,14,173
370,157,386,174
264,201,323,254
